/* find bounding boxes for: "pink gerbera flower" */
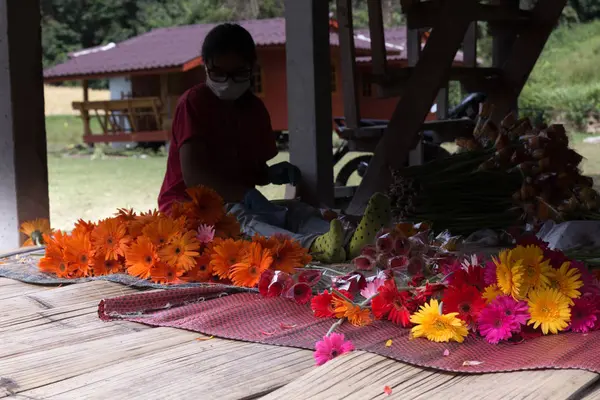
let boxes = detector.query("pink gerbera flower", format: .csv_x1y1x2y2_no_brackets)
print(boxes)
197,224,215,244
478,305,514,344
314,333,355,366
360,277,385,300
483,260,497,286
570,296,599,333
490,295,530,329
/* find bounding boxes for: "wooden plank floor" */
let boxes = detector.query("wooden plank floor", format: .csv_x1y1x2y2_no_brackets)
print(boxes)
1,278,600,399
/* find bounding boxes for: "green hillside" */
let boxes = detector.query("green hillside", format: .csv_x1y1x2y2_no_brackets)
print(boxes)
521,20,600,128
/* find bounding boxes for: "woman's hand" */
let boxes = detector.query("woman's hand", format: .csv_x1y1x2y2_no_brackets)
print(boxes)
268,162,302,186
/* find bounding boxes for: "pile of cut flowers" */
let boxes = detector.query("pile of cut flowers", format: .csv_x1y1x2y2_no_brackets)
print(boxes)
310,225,600,366
23,186,312,301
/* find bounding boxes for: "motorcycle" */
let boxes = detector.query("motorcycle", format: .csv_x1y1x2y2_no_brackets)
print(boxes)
332,92,486,187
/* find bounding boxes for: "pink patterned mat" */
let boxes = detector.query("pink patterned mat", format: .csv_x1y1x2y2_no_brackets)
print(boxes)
99,287,600,374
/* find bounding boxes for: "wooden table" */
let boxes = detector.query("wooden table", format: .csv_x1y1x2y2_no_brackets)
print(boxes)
1,277,600,399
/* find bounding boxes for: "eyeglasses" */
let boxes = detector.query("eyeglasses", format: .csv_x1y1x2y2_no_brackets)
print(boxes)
206,67,253,83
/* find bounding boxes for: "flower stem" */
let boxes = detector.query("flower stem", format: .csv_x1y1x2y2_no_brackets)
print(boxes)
326,318,345,336
325,293,379,337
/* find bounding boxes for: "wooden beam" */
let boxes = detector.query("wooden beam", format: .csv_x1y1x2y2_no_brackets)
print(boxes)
373,67,502,98
367,0,387,77
463,23,477,68
284,0,334,206
81,80,91,136
487,0,566,124
406,26,423,166
0,0,49,250
406,1,532,29
348,0,476,214
336,0,361,129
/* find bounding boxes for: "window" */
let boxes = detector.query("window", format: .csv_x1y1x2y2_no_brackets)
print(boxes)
331,64,337,93
252,66,264,95
362,74,372,97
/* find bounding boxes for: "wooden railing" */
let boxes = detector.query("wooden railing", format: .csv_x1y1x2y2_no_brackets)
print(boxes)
72,97,172,143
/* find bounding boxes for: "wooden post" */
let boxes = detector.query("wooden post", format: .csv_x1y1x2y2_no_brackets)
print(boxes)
367,0,387,78
486,0,566,124
336,0,360,130
160,74,169,129
0,0,49,249
491,0,520,115
82,80,91,136
284,0,334,207
406,27,423,166
348,0,475,214
462,22,477,96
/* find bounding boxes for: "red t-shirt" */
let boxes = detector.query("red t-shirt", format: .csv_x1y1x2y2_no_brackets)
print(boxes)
158,84,278,212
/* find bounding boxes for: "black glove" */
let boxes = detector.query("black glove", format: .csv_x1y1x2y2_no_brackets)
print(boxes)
268,162,302,186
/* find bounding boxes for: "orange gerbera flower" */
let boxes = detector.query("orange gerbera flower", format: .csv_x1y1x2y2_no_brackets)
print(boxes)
158,230,200,271
150,261,183,284
345,304,373,327
185,186,225,225
180,254,213,282
214,213,241,239
271,239,310,273
332,296,353,318
128,209,161,238
332,296,372,326
91,251,124,276
92,218,131,260
168,201,187,220
72,219,96,236
126,236,159,279
44,230,69,251
209,238,244,279
251,234,279,250
20,218,53,246
115,208,137,224
142,216,185,248
63,232,94,278
39,244,69,278
230,242,273,287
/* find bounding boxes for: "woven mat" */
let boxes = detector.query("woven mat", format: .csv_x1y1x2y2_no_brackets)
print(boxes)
0,258,255,293
99,288,600,374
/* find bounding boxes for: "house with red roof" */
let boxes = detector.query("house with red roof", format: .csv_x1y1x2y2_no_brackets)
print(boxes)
43,18,464,145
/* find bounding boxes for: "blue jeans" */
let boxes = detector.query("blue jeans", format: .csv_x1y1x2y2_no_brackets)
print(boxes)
227,189,330,248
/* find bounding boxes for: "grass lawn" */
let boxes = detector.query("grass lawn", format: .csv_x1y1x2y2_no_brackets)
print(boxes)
47,150,365,231
45,115,600,231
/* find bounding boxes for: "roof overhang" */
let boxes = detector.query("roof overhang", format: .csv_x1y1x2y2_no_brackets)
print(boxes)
44,56,205,83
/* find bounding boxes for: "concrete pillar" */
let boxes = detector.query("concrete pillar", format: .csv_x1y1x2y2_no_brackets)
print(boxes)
0,0,49,250
284,0,334,207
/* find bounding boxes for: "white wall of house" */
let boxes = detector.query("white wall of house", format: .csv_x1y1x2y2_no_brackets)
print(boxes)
108,76,132,148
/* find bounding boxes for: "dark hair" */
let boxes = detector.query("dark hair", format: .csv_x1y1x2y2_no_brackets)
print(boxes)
201,23,257,65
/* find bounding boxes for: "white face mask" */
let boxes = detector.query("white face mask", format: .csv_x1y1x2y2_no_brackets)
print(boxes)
206,77,251,101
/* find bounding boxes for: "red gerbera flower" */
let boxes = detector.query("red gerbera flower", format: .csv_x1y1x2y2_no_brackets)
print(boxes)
311,289,353,318
442,284,485,329
448,266,485,291
311,290,335,318
371,280,415,327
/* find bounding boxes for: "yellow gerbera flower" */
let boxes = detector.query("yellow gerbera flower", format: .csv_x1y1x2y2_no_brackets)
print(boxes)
410,299,468,343
527,288,571,335
493,249,525,299
482,284,503,304
547,262,583,305
510,245,552,294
